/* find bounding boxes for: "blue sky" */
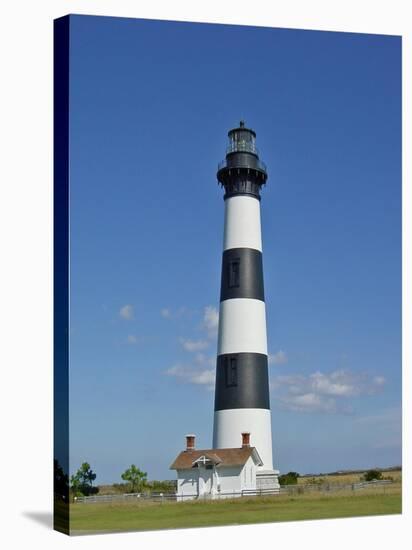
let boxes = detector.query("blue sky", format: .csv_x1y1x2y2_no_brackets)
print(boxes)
68,15,401,484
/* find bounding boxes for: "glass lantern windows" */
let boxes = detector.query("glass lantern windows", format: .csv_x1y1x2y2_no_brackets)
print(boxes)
228,129,257,154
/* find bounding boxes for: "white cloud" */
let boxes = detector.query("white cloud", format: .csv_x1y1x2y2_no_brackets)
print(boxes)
190,369,216,386
268,350,288,365
373,375,386,386
119,304,134,320
270,374,304,390
165,365,186,377
203,306,219,337
176,305,218,357
166,363,215,391
279,393,337,414
272,369,386,414
160,306,192,320
309,370,359,397
194,353,215,367
181,338,209,352
165,306,218,391
127,335,138,344
160,308,171,318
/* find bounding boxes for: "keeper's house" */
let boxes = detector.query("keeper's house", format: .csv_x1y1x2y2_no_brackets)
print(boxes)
170,433,263,500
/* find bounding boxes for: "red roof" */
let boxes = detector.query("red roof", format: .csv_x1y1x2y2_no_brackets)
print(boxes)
170,447,262,470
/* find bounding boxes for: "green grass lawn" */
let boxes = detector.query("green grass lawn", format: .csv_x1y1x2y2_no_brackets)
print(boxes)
69,486,402,535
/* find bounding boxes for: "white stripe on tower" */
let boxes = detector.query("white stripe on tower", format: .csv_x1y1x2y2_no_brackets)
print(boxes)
223,195,262,252
213,122,274,472
213,409,273,470
217,298,267,355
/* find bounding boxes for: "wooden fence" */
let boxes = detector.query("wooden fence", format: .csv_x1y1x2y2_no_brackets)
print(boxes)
74,479,393,504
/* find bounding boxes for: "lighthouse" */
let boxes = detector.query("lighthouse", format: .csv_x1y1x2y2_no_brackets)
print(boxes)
170,122,279,498
212,121,279,489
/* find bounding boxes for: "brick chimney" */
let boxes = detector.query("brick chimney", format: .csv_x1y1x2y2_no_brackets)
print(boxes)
241,432,250,448
185,434,195,451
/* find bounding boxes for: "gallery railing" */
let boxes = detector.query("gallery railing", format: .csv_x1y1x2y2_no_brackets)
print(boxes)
217,158,267,172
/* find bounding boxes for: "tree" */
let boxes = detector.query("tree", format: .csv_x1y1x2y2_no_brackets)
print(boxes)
77,462,97,487
70,462,98,497
70,474,83,501
363,469,383,482
278,471,300,485
121,464,147,493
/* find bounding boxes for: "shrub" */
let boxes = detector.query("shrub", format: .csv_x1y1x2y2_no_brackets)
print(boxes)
363,469,383,482
279,472,300,485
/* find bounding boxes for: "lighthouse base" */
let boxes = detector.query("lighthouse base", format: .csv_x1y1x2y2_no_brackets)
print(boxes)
256,470,280,493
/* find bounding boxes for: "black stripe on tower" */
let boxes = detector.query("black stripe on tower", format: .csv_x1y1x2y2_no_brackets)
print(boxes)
220,248,264,302
214,353,270,410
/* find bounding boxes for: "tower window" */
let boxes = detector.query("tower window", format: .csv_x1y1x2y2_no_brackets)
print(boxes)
225,356,238,387
228,259,240,288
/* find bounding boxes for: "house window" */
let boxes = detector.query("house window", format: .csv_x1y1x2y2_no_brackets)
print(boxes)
225,356,238,387
228,259,240,288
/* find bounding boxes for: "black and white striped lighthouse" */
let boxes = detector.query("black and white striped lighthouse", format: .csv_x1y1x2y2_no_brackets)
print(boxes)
213,122,279,486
